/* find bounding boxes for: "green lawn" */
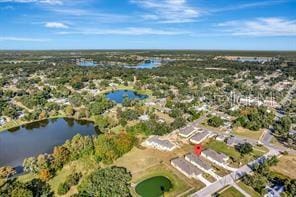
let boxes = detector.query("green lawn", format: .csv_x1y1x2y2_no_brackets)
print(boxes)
219,186,244,197
237,181,261,197
133,164,195,197
203,140,266,167
232,127,264,140
204,140,241,160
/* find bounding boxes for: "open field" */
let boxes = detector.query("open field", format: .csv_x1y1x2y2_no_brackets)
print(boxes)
113,145,206,196
219,186,244,197
270,155,296,179
131,164,198,197
232,127,264,140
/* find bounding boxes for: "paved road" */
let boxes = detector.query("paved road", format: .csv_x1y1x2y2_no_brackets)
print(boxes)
261,80,296,153
191,150,280,197
280,81,296,106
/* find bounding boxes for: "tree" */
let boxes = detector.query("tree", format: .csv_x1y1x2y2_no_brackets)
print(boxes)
235,143,253,155
242,173,268,195
207,116,224,127
284,179,296,196
52,146,70,169
63,134,94,160
11,187,33,197
39,169,52,181
0,166,16,179
25,179,53,197
57,172,81,195
274,116,292,135
65,105,74,116
57,183,70,195
78,167,132,197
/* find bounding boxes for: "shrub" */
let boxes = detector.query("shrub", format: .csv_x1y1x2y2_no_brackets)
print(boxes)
57,182,70,195
57,172,82,195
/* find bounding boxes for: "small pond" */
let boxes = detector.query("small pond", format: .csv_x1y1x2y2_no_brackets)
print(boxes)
78,60,97,67
105,90,148,104
135,176,173,197
0,118,97,168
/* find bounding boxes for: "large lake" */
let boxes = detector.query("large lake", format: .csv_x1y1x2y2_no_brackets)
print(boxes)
0,118,97,168
105,90,148,104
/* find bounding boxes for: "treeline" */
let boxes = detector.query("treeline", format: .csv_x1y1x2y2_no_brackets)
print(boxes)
232,106,274,131
23,132,136,181
242,156,296,196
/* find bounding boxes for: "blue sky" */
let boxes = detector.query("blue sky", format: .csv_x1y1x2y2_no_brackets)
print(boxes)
0,0,295,50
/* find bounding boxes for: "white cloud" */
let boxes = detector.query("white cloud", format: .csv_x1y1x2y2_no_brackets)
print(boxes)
0,36,50,42
0,0,63,5
211,0,289,13
45,22,68,28
58,27,189,36
217,17,296,36
130,0,201,23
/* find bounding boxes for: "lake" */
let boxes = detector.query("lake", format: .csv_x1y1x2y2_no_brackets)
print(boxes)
105,90,148,104
126,59,161,69
135,176,173,197
0,118,97,168
78,60,97,67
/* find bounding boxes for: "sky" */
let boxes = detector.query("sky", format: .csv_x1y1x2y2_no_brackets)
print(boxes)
0,0,295,50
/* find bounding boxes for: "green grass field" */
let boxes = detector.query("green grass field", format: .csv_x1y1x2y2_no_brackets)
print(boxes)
132,164,195,197
204,140,266,167
219,186,244,197
232,127,264,140
237,181,261,197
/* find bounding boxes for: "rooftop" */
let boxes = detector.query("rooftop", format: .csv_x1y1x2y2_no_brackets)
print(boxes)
202,149,229,163
147,136,175,149
190,131,210,143
185,153,212,171
179,125,196,136
171,157,202,176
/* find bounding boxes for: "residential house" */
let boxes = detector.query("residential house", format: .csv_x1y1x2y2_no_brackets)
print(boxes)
201,149,229,166
189,131,211,144
185,153,212,173
179,125,197,138
171,157,202,180
138,114,149,121
145,136,176,151
226,136,248,147
0,117,6,126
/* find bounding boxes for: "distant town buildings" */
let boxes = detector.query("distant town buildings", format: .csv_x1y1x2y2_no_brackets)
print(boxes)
215,56,279,63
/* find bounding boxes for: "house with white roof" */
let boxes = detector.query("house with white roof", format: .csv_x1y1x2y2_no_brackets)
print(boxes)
145,136,176,151
179,125,197,138
171,157,202,180
0,117,6,126
185,153,212,172
189,131,211,144
201,149,229,166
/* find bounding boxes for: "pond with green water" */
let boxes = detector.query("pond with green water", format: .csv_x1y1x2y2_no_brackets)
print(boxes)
135,176,173,197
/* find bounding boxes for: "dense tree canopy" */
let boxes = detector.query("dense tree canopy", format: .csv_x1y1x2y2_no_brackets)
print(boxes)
78,167,132,197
